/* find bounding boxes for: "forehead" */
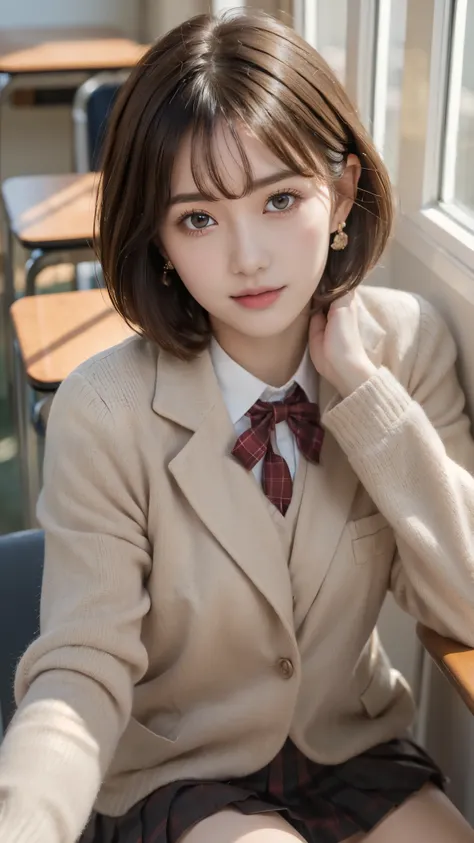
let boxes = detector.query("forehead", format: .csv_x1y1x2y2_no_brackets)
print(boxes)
170,122,289,197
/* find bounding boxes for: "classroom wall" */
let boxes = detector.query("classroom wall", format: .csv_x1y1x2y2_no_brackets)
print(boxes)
0,0,142,180
144,0,293,40
0,0,140,36
0,0,294,179
144,0,207,39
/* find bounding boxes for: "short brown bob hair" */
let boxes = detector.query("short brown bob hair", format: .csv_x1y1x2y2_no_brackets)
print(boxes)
98,9,393,360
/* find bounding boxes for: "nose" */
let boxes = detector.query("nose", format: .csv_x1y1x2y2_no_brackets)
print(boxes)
228,219,271,277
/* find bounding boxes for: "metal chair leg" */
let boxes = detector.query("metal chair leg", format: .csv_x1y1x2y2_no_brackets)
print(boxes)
25,388,41,528
12,336,29,527
1,223,16,398
25,247,95,296
9,244,96,526
12,337,41,528
24,249,46,297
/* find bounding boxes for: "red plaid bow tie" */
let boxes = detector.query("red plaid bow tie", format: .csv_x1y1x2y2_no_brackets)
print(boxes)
231,383,324,515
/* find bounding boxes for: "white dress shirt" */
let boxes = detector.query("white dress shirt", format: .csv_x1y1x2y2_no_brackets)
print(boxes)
210,338,318,486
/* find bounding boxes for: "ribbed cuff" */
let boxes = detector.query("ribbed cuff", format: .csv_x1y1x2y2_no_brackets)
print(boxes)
0,793,60,843
322,367,412,453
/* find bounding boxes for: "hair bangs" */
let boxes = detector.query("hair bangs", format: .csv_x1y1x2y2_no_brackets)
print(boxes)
186,82,330,203
99,9,394,359
189,110,254,201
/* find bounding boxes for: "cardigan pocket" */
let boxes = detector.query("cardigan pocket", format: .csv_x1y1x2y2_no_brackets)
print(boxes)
132,709,182,743
107,714,182,776
359,664,395,719
348,512,396,567
356,635,397,720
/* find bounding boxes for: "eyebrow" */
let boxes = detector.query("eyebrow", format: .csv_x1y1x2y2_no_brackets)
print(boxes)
168,169,299,206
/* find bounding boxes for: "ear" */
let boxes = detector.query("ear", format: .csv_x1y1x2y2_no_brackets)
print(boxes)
330,153,362,232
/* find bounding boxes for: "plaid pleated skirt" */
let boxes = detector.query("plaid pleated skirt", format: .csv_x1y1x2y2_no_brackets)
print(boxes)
81,736,446,843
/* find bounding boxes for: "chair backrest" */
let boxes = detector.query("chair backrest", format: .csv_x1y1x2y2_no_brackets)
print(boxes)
73,71,129,172
0,530,44,734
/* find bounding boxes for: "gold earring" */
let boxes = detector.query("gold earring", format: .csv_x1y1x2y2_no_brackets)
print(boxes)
330,221,349,251
162,259,174,286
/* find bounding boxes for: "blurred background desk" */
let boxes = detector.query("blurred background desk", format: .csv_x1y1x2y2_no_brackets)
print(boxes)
1,172,99,394
10,287,134,526
0,27,147,174
0,27,145,75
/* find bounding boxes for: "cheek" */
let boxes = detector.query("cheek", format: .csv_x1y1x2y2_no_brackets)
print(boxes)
290,204,331,270
160,227,219,298
176,260,211,300
171,243,223,306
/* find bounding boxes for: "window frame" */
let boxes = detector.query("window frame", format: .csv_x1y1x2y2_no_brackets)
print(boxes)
396,0,474,278
441,0,469,210
293,0,378,129
296,0,474,281
371,0,393,157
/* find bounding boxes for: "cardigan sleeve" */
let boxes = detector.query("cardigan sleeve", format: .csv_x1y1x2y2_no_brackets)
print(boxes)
322,296,474,647
0,372,152,843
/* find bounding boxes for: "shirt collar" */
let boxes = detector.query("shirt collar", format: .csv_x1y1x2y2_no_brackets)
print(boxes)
210,337,318,425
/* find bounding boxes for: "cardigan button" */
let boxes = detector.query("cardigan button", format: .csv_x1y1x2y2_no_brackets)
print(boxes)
277,658,294,679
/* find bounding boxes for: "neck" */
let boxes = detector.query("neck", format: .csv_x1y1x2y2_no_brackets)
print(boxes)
212,308,310,387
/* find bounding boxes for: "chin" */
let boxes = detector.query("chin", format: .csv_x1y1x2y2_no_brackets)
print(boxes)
234,316,301,339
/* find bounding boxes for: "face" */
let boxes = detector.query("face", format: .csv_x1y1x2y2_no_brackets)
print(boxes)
159,124,345,350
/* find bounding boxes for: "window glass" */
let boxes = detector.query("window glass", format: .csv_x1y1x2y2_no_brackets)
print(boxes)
442,0,474,216
381,0,408,181
313,0,348,84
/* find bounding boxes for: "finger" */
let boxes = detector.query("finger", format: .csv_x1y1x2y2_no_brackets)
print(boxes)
309,311,326,338
329,290,355,312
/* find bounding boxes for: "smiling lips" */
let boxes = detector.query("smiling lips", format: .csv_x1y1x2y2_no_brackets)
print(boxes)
232,286,285,309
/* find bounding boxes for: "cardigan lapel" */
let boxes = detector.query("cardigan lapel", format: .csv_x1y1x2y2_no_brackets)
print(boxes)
151,290,386,636
289,431,359,628
289,294,387,625
152,349,295,635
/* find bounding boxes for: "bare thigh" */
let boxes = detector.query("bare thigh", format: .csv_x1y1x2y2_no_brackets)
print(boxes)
178,786,474,843
345,784,474,843
177,808,307,842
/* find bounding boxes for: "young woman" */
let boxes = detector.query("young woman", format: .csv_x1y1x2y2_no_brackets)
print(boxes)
0,10,473,843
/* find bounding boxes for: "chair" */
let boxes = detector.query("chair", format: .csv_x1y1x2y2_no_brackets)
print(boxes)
73,71,129,172
1,172,97,301
1,172,98,393
72,71,128,290
0,29,147,178
0,59,136,383
10,288,134,527
0,529,44,734
1,173,99,482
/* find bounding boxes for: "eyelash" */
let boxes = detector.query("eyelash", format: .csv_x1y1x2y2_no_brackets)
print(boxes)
175,188,304,237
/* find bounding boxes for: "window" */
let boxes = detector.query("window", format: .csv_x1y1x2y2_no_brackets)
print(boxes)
297,0,408,180
441,0,474,224
372,0,408,182
298,0,348,83
297,0,474,277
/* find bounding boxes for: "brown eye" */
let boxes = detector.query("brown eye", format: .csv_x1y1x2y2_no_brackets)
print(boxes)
191,213,210,228
183,212,215,231
265,193,296,212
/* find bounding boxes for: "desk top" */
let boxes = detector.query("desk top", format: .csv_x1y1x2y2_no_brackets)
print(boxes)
0,27,148,74
11,288,135,389
2,172,98,249
417,624,474,715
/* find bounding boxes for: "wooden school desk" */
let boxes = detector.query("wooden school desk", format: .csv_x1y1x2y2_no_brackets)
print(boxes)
1,171,98,389
10,287,134,527
0,27,147,172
